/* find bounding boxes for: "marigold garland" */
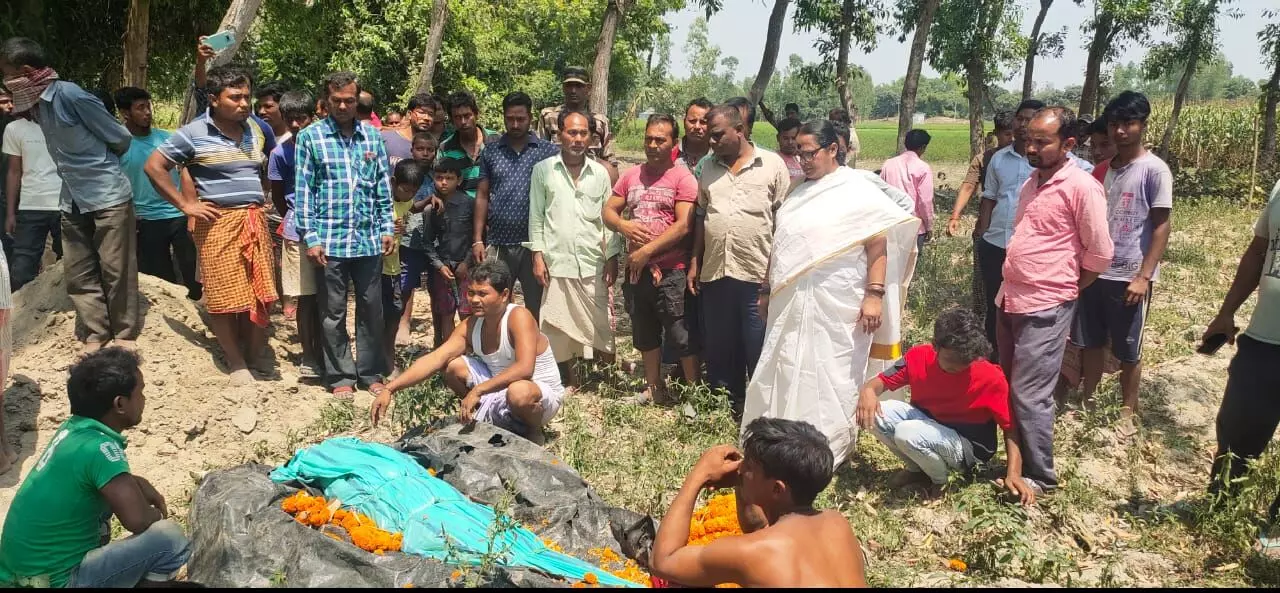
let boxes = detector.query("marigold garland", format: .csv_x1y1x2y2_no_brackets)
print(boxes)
280,491,404,555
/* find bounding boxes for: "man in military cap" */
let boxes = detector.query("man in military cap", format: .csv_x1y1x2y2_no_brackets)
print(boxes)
538,66,617,180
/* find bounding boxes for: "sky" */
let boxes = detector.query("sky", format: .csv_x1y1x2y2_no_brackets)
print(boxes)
663,0,1273,92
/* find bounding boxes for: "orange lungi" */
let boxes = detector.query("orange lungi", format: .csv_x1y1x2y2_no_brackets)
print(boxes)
192,206,278,326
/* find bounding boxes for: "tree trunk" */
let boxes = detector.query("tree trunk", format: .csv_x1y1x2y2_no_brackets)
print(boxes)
589,0,628,115
748,0,792,107
415,0,450,95
179,0,263,124
122,0,151,88
897,0,941,152
1079,12,1113,118
1157,50,1201,160
967,58,985,159
1021,0,1053,100
1261,59,1280,169
835,0,856,116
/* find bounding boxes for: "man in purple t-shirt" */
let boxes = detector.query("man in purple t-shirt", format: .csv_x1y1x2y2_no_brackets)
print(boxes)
1070,91,1172,425
604,114,699,405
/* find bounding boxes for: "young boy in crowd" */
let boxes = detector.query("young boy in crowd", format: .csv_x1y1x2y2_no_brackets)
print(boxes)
384,160,420,375
115,87,201,301
1071,91,1172,425
423,160,474,347
856,307,1037,504
649,417,868,587
0,348,191,587
396,132,439,345
2,109,63,291
374,260,564,445
267,90,324,379
1087,116,1116,183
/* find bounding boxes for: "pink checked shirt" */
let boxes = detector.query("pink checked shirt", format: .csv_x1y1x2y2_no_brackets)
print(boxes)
880,150,935,234
997,159,1114,315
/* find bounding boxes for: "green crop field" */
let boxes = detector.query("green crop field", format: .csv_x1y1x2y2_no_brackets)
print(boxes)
615,119,976,165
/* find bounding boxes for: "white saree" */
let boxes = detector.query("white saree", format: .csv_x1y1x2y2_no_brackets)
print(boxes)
742,166,921,467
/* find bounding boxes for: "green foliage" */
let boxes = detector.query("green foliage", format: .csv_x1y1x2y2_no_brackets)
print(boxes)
1111,52,1257,102
927,0,1026,85
0,0,227,97
1078,0,1163,66
1143,0,1235,83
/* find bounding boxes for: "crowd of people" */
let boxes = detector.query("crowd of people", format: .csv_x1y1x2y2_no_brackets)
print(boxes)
0,29,1278,587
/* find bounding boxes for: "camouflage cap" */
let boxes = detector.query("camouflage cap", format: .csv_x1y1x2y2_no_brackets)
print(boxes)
562,66,589,85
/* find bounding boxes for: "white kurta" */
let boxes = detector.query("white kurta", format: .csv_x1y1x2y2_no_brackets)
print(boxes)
743,167,920,467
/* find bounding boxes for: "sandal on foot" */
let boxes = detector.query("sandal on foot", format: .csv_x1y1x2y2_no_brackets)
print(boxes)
332,386,355,400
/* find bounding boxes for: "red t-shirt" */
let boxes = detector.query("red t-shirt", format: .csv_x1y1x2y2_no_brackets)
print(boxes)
612,164,699,271
878,344,1012,459
1091,158,1110,184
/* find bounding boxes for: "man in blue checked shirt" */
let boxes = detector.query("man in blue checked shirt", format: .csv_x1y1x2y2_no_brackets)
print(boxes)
293,72,396,400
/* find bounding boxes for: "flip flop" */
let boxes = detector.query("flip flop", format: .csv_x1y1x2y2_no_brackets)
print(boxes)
332,386,355,400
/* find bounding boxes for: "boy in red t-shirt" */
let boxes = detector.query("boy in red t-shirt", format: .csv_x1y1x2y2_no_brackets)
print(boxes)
856,308,1037,504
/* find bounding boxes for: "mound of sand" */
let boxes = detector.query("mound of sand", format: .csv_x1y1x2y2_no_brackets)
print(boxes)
0,264,348,515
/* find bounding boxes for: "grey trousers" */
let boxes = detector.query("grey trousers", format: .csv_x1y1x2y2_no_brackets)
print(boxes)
996,300,1077,490
316,255,386,390
61,201,140,344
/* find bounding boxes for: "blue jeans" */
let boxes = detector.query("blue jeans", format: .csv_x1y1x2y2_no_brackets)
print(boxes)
699,277,765,415
869,400,976,485
66,519,191,588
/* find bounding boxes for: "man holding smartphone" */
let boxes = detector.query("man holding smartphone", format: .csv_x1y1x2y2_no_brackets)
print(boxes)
1204,179,1280,514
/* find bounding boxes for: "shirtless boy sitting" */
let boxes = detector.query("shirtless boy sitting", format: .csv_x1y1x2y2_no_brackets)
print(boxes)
372,260,565,444
650,417,868,588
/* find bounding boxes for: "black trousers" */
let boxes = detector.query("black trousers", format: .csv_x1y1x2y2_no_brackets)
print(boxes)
137,216,201,300
10,210,62,291
976,238,1007,354
316,255,386,390
1211,335,1280,510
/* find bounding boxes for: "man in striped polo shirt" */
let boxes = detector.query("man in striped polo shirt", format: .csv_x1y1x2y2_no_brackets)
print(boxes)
145,66,278,386
437,90,500,199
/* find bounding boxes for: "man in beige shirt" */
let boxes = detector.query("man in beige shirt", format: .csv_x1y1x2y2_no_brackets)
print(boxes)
689,104,792,420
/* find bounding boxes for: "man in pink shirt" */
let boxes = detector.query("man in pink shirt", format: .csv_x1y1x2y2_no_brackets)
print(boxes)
996,106,1113,495
880,129,934,251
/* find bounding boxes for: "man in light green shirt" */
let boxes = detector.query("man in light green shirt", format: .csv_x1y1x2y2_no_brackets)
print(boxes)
527,109,623,387
0,348,190,587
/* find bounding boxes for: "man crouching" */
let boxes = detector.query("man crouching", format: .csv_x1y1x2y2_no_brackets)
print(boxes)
650,417,868,587
373,260,565,444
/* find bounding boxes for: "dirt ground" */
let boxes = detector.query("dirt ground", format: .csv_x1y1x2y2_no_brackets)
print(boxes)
0,265,404,517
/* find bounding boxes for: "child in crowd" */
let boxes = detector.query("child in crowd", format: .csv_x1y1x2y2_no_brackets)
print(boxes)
385,160,422,376
1087,116,1116,183
856,307,1037,504
267,90,324,379
396,132,439,345
423,160,474,348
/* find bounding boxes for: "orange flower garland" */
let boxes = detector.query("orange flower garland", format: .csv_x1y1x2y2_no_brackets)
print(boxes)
280,491,404,555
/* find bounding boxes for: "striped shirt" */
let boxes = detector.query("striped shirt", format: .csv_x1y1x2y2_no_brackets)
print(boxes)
158,111,267,208
438,127,501,198
293,117,395,258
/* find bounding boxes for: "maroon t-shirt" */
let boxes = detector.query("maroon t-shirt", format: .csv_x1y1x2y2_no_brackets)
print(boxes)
612,164,699,270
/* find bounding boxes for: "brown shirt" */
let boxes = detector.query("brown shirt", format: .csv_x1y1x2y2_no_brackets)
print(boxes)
538,105,615,164
697,144,792,284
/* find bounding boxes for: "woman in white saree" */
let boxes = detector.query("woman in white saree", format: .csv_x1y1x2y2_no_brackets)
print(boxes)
743,120,920,467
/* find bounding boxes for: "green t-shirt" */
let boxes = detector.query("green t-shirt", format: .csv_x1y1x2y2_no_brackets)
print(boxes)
0,416,130,587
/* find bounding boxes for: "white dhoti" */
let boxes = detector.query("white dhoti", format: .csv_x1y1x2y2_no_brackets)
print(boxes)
540,275,615,363
744,167,920,467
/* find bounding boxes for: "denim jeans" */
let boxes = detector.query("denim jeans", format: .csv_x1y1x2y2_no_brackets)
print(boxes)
317,255,387,390
10,209,62,291
66,519,191,588
869,399,977,485
699,277,765,415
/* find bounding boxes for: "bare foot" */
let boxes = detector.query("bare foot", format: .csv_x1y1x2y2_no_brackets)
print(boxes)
80,341,106,358
395,326,412,346
112,339,138,352
525,426,547,446
228,368,255,386
888,469,930,489
0,445,17,475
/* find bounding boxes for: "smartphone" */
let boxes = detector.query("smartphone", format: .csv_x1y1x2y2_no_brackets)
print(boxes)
1197,329,1236,355
203,30,236,52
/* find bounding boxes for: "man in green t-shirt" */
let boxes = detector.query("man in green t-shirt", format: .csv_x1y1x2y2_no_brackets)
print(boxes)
0,348,190,587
